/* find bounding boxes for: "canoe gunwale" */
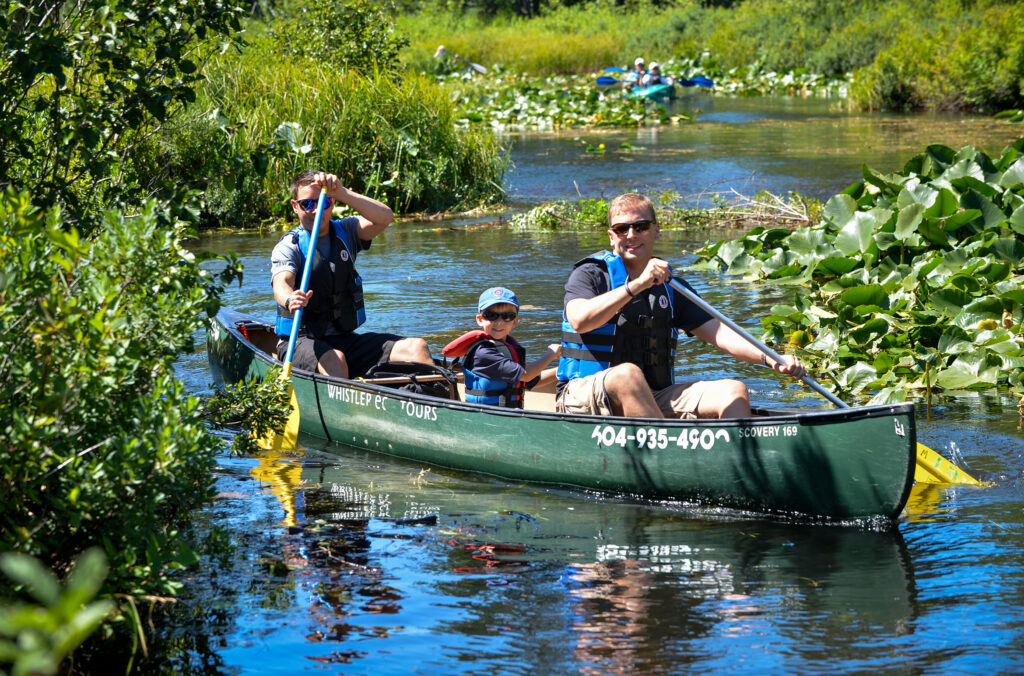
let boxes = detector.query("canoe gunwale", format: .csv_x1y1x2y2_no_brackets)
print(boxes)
211,310,915,430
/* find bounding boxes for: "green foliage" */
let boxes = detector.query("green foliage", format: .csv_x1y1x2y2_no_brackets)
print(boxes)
511,197,609,230
689,138,1024,401
0,189,242,598
0,0,245,231
0,549,113,676
154,33,504,219
269,0,410,75
201,370,291,455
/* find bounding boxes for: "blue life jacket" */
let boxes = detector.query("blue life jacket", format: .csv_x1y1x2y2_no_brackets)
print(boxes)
556,251,678,391
457,332,526,408
276,220,366,338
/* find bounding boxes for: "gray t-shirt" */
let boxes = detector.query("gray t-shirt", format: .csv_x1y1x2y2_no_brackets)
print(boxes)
270,217,367,283
270,217,368,336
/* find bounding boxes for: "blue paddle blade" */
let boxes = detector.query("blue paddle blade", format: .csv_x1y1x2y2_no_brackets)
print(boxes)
678,76,715,88
596,76,620,86
603,66,627,73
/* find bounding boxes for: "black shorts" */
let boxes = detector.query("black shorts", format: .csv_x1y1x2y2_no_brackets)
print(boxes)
277,332,401,378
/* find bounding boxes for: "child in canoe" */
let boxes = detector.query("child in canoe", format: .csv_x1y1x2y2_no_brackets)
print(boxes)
442,287,560,408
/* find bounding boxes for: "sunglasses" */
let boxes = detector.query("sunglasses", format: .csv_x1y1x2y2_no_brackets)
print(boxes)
481,310,518,322
296,196,333,212
610,219,654,236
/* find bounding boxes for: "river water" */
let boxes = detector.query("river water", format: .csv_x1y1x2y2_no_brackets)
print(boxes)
164,97,1024,674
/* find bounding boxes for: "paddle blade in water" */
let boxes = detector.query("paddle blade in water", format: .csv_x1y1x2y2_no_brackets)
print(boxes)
914,442,984,485
258,363,301,451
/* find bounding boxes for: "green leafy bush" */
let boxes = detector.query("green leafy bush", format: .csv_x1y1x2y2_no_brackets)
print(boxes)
0,0,244,231
690,139,1024,402
270,0,410,75
0,189,241,598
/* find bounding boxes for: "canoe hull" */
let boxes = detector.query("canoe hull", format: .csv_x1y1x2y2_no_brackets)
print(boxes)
208,310,916,521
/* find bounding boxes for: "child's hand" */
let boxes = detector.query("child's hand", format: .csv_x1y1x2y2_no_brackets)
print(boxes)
548,343,562,357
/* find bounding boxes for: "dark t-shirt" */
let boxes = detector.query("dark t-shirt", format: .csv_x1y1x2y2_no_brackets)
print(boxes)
563,264,713,332
463,339,540,389
558,262,714,396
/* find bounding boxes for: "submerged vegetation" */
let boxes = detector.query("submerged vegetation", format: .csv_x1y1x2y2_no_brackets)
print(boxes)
689,139,1024,401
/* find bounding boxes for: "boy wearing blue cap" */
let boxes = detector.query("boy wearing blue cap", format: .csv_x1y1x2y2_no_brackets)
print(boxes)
442,287,561,408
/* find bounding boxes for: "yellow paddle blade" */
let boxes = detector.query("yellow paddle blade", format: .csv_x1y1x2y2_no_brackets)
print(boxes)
257,363,302,452
915,442,984,486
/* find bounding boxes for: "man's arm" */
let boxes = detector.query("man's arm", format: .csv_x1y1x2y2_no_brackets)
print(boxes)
691,319,806,378
315,173,393,240
565,258,672,333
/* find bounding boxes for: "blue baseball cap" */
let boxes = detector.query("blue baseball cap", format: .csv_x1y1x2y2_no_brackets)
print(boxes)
478,287,519,312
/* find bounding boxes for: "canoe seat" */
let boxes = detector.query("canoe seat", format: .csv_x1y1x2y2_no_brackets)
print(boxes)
455,383,558,413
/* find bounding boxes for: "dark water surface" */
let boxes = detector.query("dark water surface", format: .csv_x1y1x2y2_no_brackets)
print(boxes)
166,99,1024,674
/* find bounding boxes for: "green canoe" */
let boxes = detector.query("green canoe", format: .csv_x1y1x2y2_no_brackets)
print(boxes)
208,309,917,522
629,83,676,100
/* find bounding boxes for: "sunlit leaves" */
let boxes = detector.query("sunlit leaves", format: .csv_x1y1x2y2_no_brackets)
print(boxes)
694,139,1024,399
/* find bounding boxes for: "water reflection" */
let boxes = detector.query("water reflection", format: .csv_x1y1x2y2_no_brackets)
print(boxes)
168,99,1024,672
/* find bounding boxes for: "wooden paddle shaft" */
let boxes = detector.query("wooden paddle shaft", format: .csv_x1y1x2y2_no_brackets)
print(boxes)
668,278,848,409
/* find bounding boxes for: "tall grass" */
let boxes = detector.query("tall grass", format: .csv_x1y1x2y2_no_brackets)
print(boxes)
153,32,505,227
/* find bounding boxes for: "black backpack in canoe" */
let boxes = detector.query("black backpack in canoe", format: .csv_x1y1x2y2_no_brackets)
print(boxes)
361,361,460,401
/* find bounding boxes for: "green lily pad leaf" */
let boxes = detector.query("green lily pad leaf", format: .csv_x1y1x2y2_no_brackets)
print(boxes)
897,183,937,210
953,296,1005,329
961,190,1007,229
998,158,1024,189
929,288,972,316
849,317,889,346
1010,204,1024,235
835,211,877,255
937,326,973,355
924,188,960,218
948,273,983,294
894,203,925,240
816,256,859,276
837,361,879,394
933,359,982,390
716,240,748,266
823,193,857,230
989,237,1024,265
840,284,887,308
868,387,907,405
918,218,952,246
943,208,983,230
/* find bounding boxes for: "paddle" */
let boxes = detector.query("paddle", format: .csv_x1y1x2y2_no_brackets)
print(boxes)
603,66,628,73
667,277,983,486
596,76,620,87
259,190,328,451
678,76,715,88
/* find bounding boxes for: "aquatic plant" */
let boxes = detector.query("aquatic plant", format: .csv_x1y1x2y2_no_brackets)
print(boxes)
689,139,1024,401
441,70,697,130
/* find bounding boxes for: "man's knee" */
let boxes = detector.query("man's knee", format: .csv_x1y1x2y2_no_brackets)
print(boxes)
392,337,431,362
603,363,647,395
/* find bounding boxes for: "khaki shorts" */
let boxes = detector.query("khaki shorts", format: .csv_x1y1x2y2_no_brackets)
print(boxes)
555,371,710,419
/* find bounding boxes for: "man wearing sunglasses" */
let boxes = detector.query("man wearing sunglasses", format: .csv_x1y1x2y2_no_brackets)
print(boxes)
556,193,805,420
270,170,433,377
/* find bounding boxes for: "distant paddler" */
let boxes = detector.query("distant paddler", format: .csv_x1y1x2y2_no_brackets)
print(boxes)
434,45,488,74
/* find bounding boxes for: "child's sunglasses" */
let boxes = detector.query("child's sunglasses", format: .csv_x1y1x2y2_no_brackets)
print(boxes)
610,219,654,236
296,196,333,212
481,310,518,321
